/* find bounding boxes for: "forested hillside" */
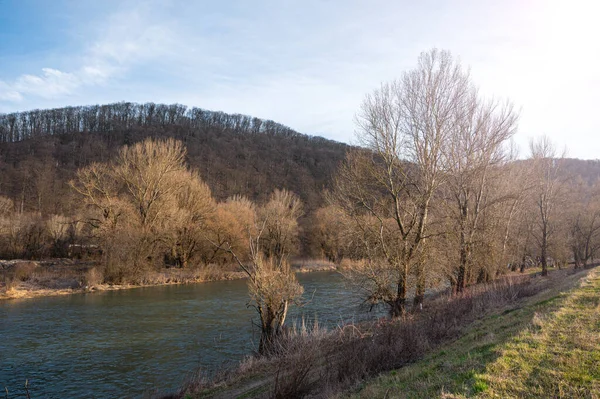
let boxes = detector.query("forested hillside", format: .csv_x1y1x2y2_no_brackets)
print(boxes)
0,102,349,216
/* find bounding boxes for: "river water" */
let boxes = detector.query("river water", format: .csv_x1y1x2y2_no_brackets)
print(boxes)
0,271,384,398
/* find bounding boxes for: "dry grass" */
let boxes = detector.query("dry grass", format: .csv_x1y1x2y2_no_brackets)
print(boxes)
171,271,561,399
291,258,337,273
478,268,600,398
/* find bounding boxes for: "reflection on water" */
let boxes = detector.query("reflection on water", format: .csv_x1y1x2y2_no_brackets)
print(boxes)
0,271,383,398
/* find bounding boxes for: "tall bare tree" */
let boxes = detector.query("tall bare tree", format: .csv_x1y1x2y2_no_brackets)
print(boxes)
333,49,474,316
444,97,518,292
529,136,566,276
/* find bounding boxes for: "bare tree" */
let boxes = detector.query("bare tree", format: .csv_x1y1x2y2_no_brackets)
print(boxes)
215,192,304,354
443,96,518,292
163,169,216,268
203,196,256,265
529,136,566,276
311,204,352,263
567,179,600,268
259,189,303,263
70,138,205,281
114,138,187,229
333,49,473,316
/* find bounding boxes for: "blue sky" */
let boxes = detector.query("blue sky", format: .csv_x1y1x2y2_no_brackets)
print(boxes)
0,0,599,159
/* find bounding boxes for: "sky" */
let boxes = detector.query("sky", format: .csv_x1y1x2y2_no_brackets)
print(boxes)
0,0,599,159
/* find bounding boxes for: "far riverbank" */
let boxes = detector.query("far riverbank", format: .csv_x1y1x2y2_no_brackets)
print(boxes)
0,258,336,301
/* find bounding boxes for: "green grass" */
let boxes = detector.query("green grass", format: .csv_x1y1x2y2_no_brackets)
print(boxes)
344,268,600,399
480,269,600,398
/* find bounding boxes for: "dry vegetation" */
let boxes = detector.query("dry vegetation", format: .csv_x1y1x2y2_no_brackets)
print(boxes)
0,259,248,300
167,267,591,399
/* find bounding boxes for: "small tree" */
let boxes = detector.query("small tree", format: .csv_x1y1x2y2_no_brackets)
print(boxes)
259,189,303,263
215,191,304,354
312,205,351,263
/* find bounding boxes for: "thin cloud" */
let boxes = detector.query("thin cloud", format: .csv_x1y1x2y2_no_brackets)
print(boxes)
0,3,178,103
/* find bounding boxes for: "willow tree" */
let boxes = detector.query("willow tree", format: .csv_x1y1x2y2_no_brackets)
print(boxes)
333,49,473,316
70,138,214,280
215,191,304,354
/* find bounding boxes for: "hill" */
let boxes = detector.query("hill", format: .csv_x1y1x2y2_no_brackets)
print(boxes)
0,102,349,218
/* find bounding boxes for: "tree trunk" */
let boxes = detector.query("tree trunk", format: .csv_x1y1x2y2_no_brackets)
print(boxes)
413,268,425,311
541,241,548,276
391,276,407,318
390,297,406,318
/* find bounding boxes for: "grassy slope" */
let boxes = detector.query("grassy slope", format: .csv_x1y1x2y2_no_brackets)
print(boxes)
346,267,599,399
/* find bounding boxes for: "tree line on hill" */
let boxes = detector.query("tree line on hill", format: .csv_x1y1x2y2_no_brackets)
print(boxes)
0,102,306,142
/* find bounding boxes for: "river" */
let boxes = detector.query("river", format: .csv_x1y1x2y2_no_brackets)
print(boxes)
0,271,385,398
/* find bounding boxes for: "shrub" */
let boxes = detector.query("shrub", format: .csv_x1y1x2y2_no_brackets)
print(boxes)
83,267,104,287
13,262,38,282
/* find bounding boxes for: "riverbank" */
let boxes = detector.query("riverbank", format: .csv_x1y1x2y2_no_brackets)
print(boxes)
0,258,336,301
346,265,599,398
169,266,595,399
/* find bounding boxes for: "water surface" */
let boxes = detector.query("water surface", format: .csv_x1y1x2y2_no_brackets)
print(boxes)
0,271,381,398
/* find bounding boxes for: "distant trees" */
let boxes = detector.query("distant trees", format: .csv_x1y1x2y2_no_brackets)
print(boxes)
0,102,304,144
0,102,348,246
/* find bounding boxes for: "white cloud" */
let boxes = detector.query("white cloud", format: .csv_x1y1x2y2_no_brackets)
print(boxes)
13,68,80,98
0,3,179,104
0,81,23,102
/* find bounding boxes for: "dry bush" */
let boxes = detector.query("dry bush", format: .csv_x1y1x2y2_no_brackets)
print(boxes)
2,274,16,292
338,258,366,271
0,196,14,217
46,214,72,257
83,266,104,287
13,262,38,281
0,213,48,259
268,274,543,397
